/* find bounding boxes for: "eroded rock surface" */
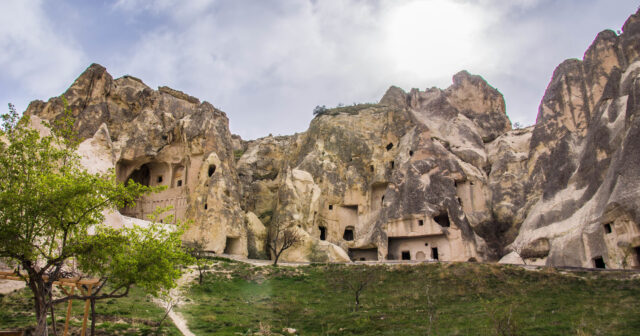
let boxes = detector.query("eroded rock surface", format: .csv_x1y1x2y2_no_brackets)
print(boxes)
26,9,640,267
504,10,640,268
26,64,246,255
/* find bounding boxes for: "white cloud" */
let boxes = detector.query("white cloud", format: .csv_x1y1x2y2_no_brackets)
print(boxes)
2,0,638,138
0,0,86,111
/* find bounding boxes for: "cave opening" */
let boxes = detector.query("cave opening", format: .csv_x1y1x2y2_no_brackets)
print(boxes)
348,248,378,261
593,256,606,269
343,226,354,241
224,237,242,255
386,143,394,151
126,164,151,186
431,247,439,260
401,251,411,260
434,213,450,227
603,223,612,234
319,226,326,240
208,164,216,177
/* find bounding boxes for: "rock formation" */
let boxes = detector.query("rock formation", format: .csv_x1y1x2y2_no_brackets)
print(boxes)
24,9,640,268
25,65,247,255
504,9,640,268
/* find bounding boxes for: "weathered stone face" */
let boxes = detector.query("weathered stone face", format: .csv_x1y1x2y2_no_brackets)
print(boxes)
27,9,640,267
26,64,246,255
26,61,516,263
503,9,640,268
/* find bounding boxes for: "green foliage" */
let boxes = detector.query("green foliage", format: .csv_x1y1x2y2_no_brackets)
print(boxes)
233,149,244,161
0,103,150,266
0,102,191,333
312,105,327,116
313,103,378,118
77,207,193,296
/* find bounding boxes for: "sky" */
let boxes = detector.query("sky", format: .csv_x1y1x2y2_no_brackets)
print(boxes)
0,0,638,140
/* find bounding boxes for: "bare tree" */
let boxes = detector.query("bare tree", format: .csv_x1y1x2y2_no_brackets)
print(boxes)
268,220,302,266
326,265,381,312
185,236,210,284
154,295,176,336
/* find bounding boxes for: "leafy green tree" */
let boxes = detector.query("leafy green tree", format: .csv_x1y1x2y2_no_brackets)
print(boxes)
0,103,190,335
70,208,192,335
313,105,328,116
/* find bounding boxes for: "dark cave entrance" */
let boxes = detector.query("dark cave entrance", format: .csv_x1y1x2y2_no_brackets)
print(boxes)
593,256,606,269
434,213,450,227
431,247,439,260
343,226,354,241
127,164,151,187
401,251,411,260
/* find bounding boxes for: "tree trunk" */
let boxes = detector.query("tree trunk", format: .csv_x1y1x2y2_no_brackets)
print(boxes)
50,295,58,336
30,277,51,336
90,298,97,336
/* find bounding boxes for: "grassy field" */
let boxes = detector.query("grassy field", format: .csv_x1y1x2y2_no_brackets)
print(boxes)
3,260,639,335
0,284,181,335
180,259,640,336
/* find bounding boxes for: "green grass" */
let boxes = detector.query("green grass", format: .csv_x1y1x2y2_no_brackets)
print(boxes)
0,284,181,335
4,262,639,335
181,262,640,336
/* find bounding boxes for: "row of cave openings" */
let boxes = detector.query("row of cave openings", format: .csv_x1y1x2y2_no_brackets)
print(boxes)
122,161,218,189
118,160,220,219
124,162,187,188
318,210,450,242
345,245,440,262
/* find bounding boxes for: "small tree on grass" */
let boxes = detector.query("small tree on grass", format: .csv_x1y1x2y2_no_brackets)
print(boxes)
268,219,301,266
0,103,191,335
69,208,192,335
185,235,210,284
326,264,381,312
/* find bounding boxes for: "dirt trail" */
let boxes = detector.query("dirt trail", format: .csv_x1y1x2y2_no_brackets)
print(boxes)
153,268,198,336
0,279,25,295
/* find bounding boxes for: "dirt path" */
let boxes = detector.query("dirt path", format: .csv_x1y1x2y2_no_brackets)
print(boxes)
153,268,198,336
0,279,25,295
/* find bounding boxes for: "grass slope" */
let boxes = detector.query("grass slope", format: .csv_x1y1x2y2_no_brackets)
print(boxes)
0,284,181,335
181,259,640,336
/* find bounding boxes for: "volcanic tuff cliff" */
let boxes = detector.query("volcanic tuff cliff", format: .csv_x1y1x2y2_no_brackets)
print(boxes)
24,9,640,268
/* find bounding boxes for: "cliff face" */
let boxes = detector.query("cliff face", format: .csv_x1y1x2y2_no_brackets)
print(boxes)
503,10,640,268
26,65,247,255
26,9,640,267
236,70,514,262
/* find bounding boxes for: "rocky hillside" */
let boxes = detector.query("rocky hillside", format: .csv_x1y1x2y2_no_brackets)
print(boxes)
25,9,640,268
